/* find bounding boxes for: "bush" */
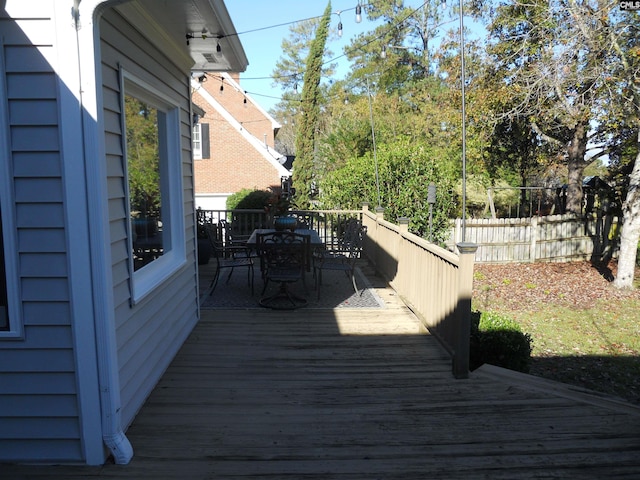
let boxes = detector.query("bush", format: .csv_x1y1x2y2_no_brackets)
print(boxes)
469,311,533,373
226,189,272,210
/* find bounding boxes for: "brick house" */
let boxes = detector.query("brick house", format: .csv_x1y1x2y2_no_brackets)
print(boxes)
191,72,290,210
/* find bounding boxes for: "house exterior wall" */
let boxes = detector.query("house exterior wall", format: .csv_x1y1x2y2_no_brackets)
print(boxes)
192,76,287,209
0,2,98,463
99,8,200,428
0,0,204,465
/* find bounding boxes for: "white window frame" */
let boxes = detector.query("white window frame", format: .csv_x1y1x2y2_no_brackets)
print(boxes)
192,123,202,160
0,42,23,339
120,69,186,305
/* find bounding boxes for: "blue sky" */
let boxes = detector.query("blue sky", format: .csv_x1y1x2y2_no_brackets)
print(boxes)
224,1,386,112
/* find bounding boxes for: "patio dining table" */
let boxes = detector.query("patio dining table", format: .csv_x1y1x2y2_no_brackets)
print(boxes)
247,229,324,309
246,228,323,248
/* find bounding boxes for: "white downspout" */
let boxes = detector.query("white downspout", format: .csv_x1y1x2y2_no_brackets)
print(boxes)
74,0,133,464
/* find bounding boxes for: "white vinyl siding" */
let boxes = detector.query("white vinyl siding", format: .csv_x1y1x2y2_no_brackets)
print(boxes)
0,9,83,462
100,9,199,428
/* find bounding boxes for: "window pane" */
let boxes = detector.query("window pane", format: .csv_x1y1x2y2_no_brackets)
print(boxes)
192,123,202,160
125,95,164,271
0,206,8,331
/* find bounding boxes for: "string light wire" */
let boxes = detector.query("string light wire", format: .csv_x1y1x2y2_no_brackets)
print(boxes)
214,1,430,105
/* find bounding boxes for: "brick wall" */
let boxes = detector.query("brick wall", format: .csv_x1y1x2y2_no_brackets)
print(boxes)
192,74,285,198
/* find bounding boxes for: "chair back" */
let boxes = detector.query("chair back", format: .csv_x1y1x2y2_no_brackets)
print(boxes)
203,223,224,258
256,231,311,276
343,223,366,257
220,218,253,247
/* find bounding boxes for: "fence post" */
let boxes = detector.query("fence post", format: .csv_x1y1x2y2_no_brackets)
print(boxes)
530,216,538,262
453,242,478,379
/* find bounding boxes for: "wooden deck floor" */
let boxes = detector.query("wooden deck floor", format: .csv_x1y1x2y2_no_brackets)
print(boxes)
3,264,640,479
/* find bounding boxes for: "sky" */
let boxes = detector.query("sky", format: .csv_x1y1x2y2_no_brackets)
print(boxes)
224,1,387,112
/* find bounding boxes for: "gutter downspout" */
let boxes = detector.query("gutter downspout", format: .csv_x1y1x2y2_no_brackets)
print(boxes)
74,0,133,464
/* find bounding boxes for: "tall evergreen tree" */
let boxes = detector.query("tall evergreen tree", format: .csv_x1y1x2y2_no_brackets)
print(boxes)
293,2,332,209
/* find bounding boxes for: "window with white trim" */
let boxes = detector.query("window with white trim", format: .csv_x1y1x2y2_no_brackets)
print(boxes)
122,71,186,304
192,123,202,160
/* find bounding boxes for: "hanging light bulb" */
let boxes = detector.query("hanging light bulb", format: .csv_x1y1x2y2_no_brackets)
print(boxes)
219,77,224,94
355,2,362,23
381,45,387,59
334,11,343,37
243,91,248,107
216,41,221,53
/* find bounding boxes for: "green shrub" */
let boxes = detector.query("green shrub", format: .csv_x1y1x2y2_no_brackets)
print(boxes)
469,311,533,373
226,189,271,210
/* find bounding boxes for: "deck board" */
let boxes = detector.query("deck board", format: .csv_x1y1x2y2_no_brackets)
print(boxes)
3,263,640,479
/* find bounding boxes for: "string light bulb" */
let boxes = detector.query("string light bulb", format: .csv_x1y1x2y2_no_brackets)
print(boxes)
333,11,343,37
216,41,221,53
355,2,362,23
219,77,224,94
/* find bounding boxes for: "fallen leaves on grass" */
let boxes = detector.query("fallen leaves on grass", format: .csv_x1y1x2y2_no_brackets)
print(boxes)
473,260,640,405
473,260,640,311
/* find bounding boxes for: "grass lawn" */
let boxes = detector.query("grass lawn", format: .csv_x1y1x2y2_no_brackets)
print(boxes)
472,261,640,406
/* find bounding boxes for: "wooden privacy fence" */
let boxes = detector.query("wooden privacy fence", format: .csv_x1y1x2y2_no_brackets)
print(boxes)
362,206,477,378
447,213,617,263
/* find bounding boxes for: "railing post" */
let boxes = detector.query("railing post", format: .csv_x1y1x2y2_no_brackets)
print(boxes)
397,217,410,233
453,242,478,379
372,207,384,274
397,217,410,294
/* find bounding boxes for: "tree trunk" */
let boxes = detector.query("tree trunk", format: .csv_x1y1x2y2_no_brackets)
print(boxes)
565,122,589,215
613,147,640,289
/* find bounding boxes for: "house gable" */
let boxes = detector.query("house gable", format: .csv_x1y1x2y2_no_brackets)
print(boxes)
192,74,289,205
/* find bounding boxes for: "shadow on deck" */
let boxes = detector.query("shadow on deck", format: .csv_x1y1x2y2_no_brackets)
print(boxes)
4,259,640,479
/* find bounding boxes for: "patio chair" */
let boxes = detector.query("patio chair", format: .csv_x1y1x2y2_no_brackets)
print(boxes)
205,223,254,295
313,224,367,300
220,218,259,260
256,231,311,309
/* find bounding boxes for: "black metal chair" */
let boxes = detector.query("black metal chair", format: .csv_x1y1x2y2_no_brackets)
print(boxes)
220,218,260,260
313,224,367,299
256,231,311,309
205,223,254,295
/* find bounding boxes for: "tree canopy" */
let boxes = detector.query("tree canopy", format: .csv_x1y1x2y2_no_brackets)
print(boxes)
268,0,640,285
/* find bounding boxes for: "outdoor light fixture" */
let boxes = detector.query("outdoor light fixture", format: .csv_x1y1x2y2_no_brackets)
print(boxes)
333,11,343,37
355,2,362,23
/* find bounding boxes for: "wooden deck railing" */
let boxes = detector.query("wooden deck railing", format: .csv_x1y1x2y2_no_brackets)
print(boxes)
198,205,477,377
361,206,478,378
